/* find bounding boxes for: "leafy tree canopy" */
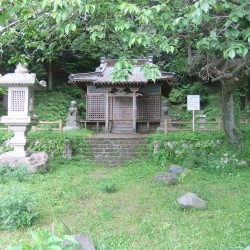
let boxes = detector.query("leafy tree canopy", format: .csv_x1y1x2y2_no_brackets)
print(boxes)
1,0,249,76
1,0,250,144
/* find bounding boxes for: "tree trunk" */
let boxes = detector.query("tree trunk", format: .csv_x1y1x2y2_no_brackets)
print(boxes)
221,80,240,145
48,62,53,90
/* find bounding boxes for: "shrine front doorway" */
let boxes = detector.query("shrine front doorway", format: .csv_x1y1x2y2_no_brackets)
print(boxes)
110,95,134,133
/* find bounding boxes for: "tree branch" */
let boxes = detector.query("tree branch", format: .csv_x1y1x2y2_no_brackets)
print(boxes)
211,58,247,82
0,20,19,33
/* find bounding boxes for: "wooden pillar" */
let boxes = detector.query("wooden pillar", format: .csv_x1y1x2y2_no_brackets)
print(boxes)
105,88,111,132
131,88,138,134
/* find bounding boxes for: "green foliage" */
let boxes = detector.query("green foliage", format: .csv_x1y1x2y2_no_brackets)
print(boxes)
169,82,209,105
28,130,91,157
98,179,117,193
0,165,31,183
0,130,12,144
0,190,37,230
148,127,250,174
110,58,134,82
34,85,86,121
8,229,81,250
0,86,6,95
141,63,161,82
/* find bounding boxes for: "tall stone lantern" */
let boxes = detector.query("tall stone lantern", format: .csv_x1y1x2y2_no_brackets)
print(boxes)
0,64,49,172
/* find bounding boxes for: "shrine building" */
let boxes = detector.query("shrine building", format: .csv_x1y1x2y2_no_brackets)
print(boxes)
69,56,177,133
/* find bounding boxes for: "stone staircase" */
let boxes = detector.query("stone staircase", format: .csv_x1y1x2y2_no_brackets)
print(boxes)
111,121,133,134
83,134,148,166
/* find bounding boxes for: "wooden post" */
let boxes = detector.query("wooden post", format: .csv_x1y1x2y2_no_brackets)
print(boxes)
105,88,111,132
192,110,195,132
164,119,168,133
131,88,138,134
218,119,221,131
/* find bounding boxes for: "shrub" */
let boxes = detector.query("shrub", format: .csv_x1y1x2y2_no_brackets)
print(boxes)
98,179,117,193
28,130,91,157
0,131,13,153
0,190,37,230
0,164,32,183
148,129,249,173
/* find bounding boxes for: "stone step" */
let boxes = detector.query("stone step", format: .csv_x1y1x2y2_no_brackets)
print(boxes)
87,142,147,146
83,135,148,166
111,130,133,134
87,139,147,143
87,147,146,152
87,144,147,148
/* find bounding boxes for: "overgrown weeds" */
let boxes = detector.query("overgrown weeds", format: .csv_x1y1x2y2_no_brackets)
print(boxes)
98,179,117,193
7,229,80,250
0,190,37,230
148,128,249,174
0,165,32,183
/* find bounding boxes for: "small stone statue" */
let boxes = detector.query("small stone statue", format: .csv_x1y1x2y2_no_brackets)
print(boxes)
63,101,80,131
156,99,171,133
161,99,170,122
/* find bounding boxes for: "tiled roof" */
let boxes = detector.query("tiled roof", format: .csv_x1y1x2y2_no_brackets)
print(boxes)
69,57,177,86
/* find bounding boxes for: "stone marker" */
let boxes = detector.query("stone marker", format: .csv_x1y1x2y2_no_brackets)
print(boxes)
153,140,161,154
154,172,177,185
63,233,95,250
63,139,73,159
177,192,207,209
169,164,184,174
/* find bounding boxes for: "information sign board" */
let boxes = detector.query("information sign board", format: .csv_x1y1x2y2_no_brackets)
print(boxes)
187,95,200,111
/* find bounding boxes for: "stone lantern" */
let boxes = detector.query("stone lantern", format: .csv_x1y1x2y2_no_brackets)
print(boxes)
198,114,207,129
0,64,49,172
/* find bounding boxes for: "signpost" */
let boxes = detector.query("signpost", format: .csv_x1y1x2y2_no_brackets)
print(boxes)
187,95,200,132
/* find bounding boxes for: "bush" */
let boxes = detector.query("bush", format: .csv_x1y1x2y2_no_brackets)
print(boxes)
0,131,13,145
0,164,32,183
28,130,91,157
98,179,117,193
0,190,37,230
148,130,249,173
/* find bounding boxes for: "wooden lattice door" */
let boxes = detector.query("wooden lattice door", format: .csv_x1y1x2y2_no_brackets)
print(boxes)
112,96,133,121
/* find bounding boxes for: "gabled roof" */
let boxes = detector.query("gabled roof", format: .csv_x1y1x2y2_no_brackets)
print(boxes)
69,57,177,88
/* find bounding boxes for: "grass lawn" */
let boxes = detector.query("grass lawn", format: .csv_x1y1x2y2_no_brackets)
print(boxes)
0,153,249,249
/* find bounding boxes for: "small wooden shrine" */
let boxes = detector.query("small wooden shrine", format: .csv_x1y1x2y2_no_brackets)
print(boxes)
69,56,177,133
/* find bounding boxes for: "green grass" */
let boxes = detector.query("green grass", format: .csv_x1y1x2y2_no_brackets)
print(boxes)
0,127,250,249
0,155,249,249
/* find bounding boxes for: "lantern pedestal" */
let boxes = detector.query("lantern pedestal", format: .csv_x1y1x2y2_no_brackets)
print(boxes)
1,116,39,157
